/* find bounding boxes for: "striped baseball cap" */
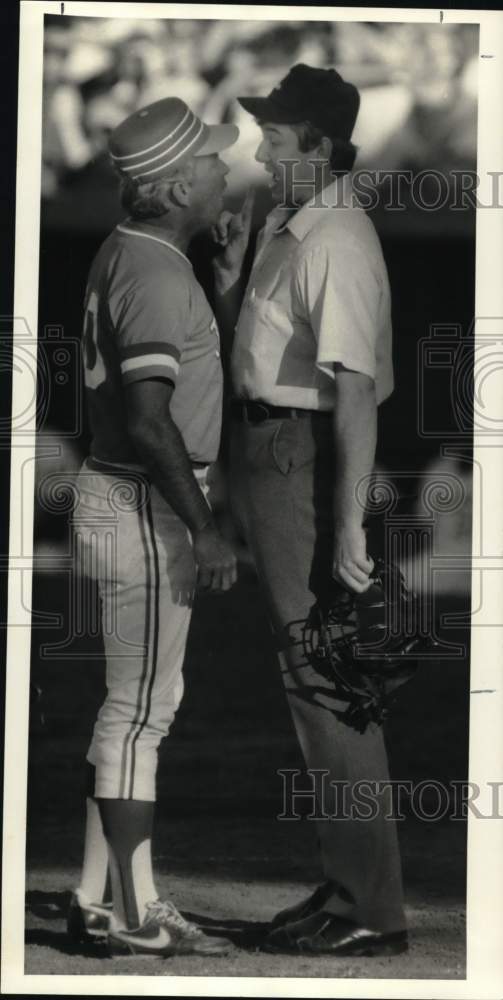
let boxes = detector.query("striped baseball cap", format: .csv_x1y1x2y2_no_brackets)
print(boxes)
109,97,239,184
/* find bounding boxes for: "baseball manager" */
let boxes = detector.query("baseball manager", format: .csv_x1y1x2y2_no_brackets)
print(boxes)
69,97,238,958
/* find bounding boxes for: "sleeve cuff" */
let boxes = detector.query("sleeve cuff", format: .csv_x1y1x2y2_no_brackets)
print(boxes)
316,355,376,381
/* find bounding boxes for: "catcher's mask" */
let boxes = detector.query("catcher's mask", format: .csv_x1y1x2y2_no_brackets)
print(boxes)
302,558,436,734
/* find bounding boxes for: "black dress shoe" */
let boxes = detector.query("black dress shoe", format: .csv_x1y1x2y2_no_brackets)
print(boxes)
263,911,409,956
270,881,340,930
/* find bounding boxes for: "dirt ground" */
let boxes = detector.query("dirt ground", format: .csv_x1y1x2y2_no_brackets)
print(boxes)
25,830,466,979
24,568,469,980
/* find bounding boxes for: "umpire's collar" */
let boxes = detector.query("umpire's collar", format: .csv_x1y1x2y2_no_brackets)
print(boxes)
270,172,355,241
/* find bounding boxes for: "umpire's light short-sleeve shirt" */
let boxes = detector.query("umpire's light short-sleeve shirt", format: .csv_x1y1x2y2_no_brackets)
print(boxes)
82,221,223,467
231,174,394,408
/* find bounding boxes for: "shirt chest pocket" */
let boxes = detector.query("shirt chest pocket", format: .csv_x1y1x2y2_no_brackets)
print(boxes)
243,292,316,364
239,295,292,363
249,290,289,317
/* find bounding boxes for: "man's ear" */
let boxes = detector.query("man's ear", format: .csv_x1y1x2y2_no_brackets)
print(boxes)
171,179,190,207
318,136,333,163
170,161,194,207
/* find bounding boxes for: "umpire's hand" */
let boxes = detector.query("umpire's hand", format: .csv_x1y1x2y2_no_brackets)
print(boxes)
333,523,374,594
193,524,238,592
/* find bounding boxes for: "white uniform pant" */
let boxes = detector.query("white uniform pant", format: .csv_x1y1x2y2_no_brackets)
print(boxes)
74,460,206,801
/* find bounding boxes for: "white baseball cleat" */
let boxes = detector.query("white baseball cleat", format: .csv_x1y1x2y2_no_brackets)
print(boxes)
107,899,230,957
67,889,114,944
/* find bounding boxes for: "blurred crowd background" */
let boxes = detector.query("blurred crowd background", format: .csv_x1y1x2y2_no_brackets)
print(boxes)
42,15,478,224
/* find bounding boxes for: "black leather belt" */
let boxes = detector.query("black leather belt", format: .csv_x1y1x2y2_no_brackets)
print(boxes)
231,400,331,424
88,456,208,473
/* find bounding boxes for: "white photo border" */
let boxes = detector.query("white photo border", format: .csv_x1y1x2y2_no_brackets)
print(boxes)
3,3,503,997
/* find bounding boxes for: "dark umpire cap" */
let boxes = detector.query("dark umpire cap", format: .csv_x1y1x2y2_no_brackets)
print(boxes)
238,63,360,142
109,97,239,184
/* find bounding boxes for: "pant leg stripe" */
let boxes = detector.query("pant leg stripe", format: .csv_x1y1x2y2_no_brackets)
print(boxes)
128,497,161,798
118,501,154,798
133,499,160,735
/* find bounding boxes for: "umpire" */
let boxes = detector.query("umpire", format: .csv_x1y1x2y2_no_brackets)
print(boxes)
214,65,407,956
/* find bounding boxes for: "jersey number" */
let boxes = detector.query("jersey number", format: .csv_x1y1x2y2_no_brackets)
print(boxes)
82,290,106,390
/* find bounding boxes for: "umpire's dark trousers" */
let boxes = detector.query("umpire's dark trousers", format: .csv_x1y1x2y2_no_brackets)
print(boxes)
229,412,406,934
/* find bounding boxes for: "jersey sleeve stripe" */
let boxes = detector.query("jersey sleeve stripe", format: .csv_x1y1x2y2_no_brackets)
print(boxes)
121,355,180,378
121,342,181,362
122,366,176,387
